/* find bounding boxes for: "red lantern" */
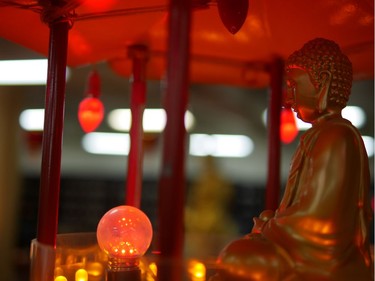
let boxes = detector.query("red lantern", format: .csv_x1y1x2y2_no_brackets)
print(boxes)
217,0,249,34
280,107,298,144
78,70,105,133
78,97,104,133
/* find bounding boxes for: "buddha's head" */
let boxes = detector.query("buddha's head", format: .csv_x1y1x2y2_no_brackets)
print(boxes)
285,38,352,122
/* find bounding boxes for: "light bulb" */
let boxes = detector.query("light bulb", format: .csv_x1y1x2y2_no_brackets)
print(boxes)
97,205,153,272
78,97,105,133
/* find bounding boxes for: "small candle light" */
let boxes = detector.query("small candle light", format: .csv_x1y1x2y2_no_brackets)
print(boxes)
149,262,157,276
86,262,104,277
188,260,206,281
75,269,88,281
54,276,68,281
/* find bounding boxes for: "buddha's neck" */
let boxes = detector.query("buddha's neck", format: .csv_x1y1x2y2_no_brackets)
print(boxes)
311,110,342,126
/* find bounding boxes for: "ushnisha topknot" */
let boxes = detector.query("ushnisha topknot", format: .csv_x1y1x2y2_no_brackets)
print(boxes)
286,38,352,108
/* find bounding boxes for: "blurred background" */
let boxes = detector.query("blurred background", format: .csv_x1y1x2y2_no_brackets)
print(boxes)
0,33,374,280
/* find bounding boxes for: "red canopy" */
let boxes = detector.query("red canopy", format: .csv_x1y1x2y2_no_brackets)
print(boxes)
0,0,373,87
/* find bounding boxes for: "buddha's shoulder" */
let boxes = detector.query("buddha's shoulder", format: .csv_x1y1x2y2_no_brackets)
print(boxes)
315,118,359,141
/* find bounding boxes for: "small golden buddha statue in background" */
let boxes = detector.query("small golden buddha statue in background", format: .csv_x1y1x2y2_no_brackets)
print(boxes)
185,156,238,259
212,38,373,281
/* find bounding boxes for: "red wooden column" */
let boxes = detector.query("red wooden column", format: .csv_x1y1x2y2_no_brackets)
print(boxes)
265,57,284,210
36,18,70,247
157,0,192,280
125,45,148,209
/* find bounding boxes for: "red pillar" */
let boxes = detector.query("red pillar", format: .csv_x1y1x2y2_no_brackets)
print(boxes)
125,45,148,209
157,0,192,280
36,19,70,247
265,57,284,210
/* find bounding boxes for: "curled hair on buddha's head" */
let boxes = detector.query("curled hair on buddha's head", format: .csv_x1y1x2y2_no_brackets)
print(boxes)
286,38,353,108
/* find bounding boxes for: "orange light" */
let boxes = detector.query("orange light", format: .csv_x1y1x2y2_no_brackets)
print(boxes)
78,97,105,133
280,107,298,144
86,262,104,277
149,262,157,276
96,205,153,260
187,260,206,280
54,276,67,281
75,269,88,281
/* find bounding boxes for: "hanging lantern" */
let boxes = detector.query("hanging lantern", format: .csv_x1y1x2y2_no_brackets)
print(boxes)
217,0,249,34
280,107,298,144
78,70,105,133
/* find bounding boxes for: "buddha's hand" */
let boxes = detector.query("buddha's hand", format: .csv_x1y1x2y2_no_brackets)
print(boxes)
251,209,275,233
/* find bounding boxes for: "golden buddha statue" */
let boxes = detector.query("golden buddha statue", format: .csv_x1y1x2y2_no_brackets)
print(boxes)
212,38,373,281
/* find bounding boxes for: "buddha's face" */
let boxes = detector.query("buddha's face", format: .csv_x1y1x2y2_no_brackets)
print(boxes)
286,67,320,123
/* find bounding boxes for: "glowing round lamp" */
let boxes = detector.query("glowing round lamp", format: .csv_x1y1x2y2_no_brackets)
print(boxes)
78,97,105,133
97,205,153,280
280,107,298,144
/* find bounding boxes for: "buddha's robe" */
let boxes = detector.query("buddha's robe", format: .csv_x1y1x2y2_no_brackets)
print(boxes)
216,116,373,281
262,115,373,280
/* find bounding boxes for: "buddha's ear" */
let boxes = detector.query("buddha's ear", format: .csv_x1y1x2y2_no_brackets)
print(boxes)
317,70,332,113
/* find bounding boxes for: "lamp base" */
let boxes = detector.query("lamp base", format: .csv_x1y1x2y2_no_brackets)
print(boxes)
107,268,141,281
